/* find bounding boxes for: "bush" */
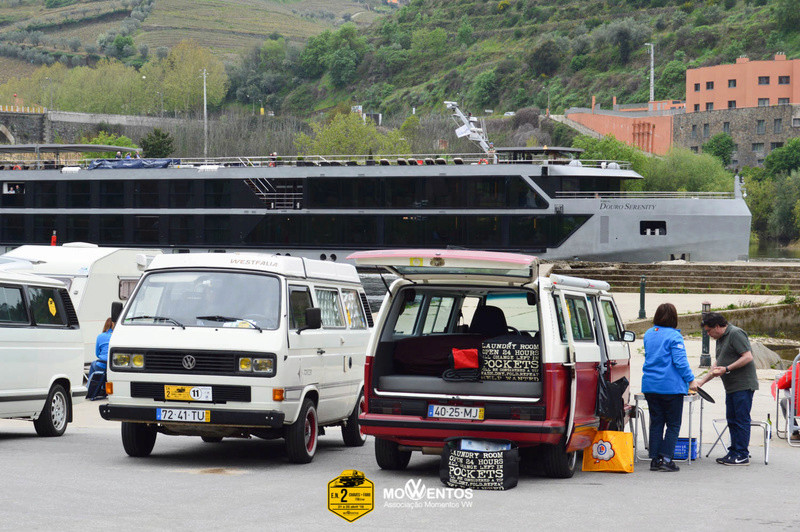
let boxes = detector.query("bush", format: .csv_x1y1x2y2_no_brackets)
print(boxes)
139,128,174,158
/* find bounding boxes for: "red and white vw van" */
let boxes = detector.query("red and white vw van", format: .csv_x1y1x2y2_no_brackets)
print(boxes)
349,249,634,478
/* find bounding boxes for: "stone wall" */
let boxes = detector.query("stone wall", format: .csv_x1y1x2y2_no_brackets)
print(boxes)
0,111,46,144
673,104,800,168
48,111,187,143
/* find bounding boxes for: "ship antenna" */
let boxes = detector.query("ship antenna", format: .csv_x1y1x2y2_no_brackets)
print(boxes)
444,101,491,155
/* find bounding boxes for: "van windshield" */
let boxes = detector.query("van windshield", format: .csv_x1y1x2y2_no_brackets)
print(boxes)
124,270,281,330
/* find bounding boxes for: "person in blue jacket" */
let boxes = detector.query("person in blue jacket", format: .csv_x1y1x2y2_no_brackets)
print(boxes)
87,318,113,399
642,303,698,472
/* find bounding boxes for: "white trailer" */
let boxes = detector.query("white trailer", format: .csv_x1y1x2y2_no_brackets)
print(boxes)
0,243,161,366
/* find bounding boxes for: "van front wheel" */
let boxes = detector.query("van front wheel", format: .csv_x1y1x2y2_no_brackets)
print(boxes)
34,384,69,437
285,398,318,463
375,438,411,470
121,422,157,457
541,443,577,478
341,391,367,447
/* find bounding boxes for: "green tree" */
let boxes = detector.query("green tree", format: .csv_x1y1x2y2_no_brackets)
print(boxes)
638,148,733,192
79,130,138,159
702,132,735,167
527,38,562,76
774,0,800,33
139,128,175,158
456,17,475,46
328,48,359,89
411,28,448,60
743,172,776,237
160,40,228,114
572,134,648,175
295,112,410,156
468,69,498,108
112,35,135,57
765,137,800,176
768,172,800,244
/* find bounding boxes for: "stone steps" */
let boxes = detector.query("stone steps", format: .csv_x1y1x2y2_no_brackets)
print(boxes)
549,262,800,295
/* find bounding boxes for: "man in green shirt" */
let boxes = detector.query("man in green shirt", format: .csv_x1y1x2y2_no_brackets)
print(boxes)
698,312,759,466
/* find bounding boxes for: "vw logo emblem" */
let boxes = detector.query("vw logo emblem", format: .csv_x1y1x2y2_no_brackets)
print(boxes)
182,355,197,370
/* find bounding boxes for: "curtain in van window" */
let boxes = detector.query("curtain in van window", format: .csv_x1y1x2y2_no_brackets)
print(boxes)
28,287,67,326
341,289,367,329
0,287,27,323
315,288,345,328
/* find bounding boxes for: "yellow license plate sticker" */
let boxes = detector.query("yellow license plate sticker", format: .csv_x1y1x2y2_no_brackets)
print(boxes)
164,385,212,401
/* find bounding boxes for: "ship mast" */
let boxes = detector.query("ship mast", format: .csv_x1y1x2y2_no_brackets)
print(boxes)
445,101,493,158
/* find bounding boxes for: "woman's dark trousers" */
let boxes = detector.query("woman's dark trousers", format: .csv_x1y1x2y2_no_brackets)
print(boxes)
645,393,684,460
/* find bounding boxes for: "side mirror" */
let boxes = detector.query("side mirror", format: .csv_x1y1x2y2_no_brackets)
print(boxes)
111,301,123,323
623,330,636,342
296,307,322,334
526,291,538,306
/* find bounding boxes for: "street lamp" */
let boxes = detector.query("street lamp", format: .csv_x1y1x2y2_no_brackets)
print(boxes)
202,68,208,159
644,42,655,104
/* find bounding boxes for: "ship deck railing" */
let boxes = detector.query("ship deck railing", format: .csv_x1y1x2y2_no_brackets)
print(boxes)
0,153,631,170
555,191,736,199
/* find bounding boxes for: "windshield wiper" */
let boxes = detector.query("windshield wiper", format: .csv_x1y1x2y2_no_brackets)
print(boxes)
196,315,262,332
126,315,185,329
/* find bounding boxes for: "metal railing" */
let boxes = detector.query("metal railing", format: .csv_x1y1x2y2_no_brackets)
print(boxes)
555,191,735,199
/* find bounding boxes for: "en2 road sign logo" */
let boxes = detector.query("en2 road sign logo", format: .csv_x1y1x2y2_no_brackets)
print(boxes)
328,470,374,522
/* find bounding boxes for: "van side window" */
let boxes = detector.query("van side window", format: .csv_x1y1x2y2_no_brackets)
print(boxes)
601,300,622,341
315,288,345,328
422,296,456,334
289,286,313,330
394,291,423,336
566,296,594,341
0,286,27,324
341,289,367,329
552,295,566,342
28,286,67,326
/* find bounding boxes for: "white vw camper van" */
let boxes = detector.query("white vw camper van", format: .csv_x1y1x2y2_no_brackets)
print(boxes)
100,253,373,463
0,271,84,436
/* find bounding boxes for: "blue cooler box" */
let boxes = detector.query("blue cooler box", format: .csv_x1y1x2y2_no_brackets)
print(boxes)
674,437,698,460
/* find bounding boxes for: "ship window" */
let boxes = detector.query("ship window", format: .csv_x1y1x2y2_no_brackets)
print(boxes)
169,216,195,245
205,180,231,208
384,177,417,208
205,215,230,244
34,182,57,208
100,181,124,208
169,180,194,208
66,215,90,242
99,215,124,244
135,180,159,208
33,215,56,242
470,178,505,208
507,177,547,208
134,216,159,244
67,181,90,208
640,221,666,236
0,214,25,243
464,216,501,247
508,215,589,248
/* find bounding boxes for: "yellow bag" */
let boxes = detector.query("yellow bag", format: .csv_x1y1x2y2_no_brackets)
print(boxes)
581,430,634,473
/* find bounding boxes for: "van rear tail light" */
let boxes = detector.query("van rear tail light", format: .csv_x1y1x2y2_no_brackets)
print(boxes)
272,388,285,401
105,382,113,395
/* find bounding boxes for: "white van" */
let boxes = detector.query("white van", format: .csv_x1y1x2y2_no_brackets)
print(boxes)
100,252,373,463
0,271,84,436
0,243,161,366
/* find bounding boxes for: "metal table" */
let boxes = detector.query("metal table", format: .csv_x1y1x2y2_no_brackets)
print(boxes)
631,393,704,464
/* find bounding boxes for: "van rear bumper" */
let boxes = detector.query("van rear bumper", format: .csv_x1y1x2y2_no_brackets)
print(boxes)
99,404,285,428
360,413,565,447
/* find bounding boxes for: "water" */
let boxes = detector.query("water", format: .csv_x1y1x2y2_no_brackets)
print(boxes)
749,241,800,260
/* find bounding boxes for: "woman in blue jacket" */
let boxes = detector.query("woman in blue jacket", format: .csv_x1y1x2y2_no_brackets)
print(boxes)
87,318,113,399
642,303,698,472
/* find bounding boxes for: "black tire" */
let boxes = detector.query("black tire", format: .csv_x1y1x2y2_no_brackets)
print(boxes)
201,436,223,443
341,391,367,447
34,383,69,437
285,398,318,463
541,442,578,478
375,438,412,470
121,422,157,457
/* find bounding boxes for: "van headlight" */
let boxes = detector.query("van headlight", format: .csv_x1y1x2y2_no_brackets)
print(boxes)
112,352,145,369
238,356,275,376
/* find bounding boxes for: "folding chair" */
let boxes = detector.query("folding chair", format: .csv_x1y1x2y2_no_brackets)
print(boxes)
778,354,800,447
86,367,107,400
706,418,770,464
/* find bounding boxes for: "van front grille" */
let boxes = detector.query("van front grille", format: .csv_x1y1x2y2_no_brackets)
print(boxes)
110,348,275,377
130,382,251,403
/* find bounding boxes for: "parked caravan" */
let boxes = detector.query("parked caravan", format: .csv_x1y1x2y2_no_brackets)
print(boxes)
0,243,161,366
0,271,84,436
100,252,373,463
349,249,634,478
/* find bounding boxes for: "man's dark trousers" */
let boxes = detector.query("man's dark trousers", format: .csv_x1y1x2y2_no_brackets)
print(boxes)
726,389,754,458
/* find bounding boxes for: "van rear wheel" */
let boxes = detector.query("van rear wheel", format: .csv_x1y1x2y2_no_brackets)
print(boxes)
375,438,411,470
341,391,367,447
121,422,157,457
33,384,69,437
285,398,318,463
541,442,577,478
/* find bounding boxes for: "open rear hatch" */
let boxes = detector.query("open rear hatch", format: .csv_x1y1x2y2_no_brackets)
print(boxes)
347,249,539,285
